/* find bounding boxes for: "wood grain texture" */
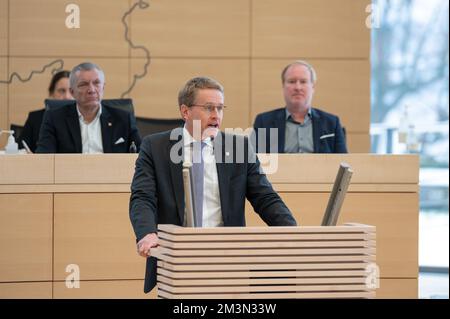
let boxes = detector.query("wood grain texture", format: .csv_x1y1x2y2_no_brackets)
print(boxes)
246,192,418,278
0,57,7,148
130,58,250,130
53,280,155,299
0,154,54,184
0,0,6,57
53,193,145,281
0,282,52,299
9,0,130,57
130,0,250,58
252,0,370,58
54,154,136,184
0,194,53,282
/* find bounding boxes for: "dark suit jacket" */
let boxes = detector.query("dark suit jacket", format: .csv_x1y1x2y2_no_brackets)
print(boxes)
129,128,297,293
36,102,141,153
253,107,348,153
19,108,45,153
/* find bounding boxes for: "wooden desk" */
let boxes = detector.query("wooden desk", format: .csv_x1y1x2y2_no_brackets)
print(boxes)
0,154,419,298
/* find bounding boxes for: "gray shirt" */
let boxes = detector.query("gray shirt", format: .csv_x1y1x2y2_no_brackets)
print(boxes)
284,108,314,153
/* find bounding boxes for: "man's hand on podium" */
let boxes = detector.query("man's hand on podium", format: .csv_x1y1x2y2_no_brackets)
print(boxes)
137,233,159,257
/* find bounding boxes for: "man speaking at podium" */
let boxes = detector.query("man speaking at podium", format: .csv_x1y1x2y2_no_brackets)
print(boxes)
129,76,297,293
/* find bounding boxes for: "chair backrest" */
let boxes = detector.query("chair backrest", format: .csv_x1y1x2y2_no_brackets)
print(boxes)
44,98,135,115
136,117,184,138
10,123,24,144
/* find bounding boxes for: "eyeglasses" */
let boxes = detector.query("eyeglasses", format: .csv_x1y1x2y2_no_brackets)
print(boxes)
189,104,227,114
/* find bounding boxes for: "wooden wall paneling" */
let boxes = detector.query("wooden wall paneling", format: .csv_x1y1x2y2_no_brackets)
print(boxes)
0,154,54,185
252,0,370,58
377,278,418,299
8,58,130,126
9,0,129,57
0,194,53,282
130,58,250,130
0,0,7,57
258,154,419,184
54,154,136,184
0,282,52,299
251,59,370,134
347,132,371,153
53,193,145,281
53,280,156,299
0,57,7,148
246,192,418,278
130,0,250,58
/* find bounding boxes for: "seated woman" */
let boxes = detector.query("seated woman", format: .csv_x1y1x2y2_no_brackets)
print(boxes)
18,70,72,152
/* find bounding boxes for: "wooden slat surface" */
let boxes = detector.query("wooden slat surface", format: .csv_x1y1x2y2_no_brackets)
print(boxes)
158,261,372,272
157,268,369,279
157,246,376,257
156,224,376,299
158,275,368,286
158,282,371,294
156,254,375,264
158,290,375,299
159,238,376,249
158,223,375,234
158,232,373,242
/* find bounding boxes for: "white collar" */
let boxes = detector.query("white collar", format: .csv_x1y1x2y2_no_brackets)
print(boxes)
76,104,102,123
182,126,214,148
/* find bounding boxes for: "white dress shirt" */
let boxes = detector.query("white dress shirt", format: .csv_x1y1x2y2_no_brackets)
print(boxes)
183,127,223,227
77,105,104,154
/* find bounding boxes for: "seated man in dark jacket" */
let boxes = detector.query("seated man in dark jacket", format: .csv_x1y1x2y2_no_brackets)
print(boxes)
253,60,347,154
36,62,141,153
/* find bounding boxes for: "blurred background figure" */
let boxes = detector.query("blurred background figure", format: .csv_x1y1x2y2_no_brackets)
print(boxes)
18,70,72,152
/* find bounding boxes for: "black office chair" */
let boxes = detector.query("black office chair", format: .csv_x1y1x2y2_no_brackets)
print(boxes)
44,98,135,115
136,117,184,138
10,124,24,144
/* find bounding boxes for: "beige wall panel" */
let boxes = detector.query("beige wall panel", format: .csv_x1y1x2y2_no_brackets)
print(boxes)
0,58,7,148
53,280,156,299
347,132,370,153
8,58,129,125
252,0,370,58
54,154,136,184
0,194,53,282
54,193,145,281
0,282,52,299
251,59,370,134
0,0,7,57
131,0,250,58
246,192,418,278
258,154,419,184
130,58,250,130
377,278,418,299
0,154,54,184
9,0,129,57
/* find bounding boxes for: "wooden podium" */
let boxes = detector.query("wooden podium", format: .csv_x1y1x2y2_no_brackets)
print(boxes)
153,223,377,299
